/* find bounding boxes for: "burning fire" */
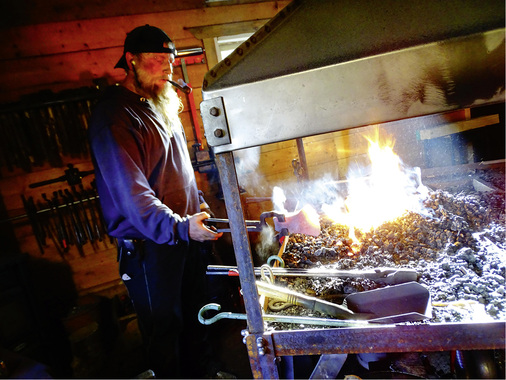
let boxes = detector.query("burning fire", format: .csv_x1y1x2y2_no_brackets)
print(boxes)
269,128,428,254
322,130,428,233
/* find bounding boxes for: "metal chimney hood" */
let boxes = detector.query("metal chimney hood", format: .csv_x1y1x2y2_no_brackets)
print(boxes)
201,0,505,154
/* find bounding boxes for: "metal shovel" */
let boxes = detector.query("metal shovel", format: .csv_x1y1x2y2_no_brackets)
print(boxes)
344,281,432,323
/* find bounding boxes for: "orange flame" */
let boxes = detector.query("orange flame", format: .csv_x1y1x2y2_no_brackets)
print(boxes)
323,129,427,237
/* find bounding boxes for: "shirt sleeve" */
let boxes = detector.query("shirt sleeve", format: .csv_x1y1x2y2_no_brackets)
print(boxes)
89,110,190,245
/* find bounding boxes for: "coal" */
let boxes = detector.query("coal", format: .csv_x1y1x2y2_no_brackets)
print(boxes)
277,184,505,323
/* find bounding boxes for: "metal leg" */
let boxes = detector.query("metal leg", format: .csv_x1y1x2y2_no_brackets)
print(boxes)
214,152,279,379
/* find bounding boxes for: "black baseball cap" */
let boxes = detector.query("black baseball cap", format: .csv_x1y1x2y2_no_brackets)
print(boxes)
115,25,176,69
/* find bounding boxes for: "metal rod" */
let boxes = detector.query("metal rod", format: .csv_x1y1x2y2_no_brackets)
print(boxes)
270,321,506,356
207,265,418,285
214,152,265,334
296,138,309,181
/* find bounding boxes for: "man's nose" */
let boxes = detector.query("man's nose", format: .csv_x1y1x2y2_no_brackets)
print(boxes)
163,63,173,74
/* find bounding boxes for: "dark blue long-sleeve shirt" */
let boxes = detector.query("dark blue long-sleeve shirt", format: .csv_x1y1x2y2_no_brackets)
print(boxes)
88,86,200,244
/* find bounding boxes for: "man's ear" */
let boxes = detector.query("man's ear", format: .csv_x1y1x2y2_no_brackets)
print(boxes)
125,52,136,70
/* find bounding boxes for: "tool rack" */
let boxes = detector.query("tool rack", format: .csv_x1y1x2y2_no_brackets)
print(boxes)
200,0,506,378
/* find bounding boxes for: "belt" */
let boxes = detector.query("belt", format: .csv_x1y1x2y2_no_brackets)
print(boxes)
117,238,146,261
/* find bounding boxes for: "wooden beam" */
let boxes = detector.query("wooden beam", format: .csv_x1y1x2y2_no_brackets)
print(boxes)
186,19,271,39
418,114,500,140
0,2,290,60
421,158,505,178
202,38,220,70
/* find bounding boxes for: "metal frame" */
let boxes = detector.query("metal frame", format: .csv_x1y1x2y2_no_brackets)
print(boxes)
211,145,506,379
201,1,506,377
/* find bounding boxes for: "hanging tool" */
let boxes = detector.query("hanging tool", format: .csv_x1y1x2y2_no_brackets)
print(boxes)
90,180,113,244
176,56,204,150
21,195,46,255
29,163,94,188
36,197,65,258
69,187,97,248
78,184,103,243
42,192,70,253
58,190,85,256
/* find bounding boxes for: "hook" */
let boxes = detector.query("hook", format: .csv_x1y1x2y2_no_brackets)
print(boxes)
198,303,373,327
267,255,285,268
260,264,275,284
198,303,247,325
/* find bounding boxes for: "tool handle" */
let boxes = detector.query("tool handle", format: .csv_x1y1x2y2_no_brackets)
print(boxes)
206,217,262,233
256,281,357,319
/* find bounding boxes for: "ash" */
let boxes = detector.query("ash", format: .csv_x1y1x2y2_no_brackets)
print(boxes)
279,186,506,323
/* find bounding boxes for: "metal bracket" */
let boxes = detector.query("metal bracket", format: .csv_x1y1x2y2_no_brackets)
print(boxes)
309,354,348,379
200,97,231,147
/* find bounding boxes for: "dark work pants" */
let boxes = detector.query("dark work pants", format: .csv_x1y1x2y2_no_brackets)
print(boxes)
118,238,211,378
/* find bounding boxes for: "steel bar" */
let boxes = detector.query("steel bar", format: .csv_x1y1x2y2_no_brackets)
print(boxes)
245,333,279,379
215,152,279,378
207,265,417,284
214,153,264,334
269,321,506,356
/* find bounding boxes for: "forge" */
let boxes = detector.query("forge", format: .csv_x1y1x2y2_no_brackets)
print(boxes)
200,0,505,378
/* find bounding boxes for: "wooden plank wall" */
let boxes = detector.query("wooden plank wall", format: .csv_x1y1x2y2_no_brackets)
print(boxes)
0,1,290,296
0,0,502,298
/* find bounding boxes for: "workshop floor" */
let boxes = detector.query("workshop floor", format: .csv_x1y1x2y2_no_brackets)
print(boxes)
70,282,254,379
100,315,253,379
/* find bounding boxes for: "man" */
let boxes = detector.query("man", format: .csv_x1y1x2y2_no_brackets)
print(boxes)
88,25,224,378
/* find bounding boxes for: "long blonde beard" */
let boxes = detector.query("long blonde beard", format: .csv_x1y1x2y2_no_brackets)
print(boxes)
132,58,184,137
148,85,183,137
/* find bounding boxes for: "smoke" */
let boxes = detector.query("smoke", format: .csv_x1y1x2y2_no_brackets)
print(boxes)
267,143,431,233
272,186,288,212
234,146,265,192
255,225,279,263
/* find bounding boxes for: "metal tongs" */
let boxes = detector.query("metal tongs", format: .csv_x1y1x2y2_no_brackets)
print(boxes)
206,265,418,285
207,211,286,233
206,206,321,236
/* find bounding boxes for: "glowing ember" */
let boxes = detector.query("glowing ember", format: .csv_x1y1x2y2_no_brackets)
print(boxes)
322,130,428,232
274,204,321,236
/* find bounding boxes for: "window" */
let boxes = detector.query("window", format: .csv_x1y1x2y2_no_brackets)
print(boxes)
215,32,253,61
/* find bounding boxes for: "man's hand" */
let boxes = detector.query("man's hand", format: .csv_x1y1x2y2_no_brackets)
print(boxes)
200,202,215,218
189,212,223,242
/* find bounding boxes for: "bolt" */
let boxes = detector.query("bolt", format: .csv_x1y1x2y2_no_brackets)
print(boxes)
214,129,225,138
210,107,220,116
